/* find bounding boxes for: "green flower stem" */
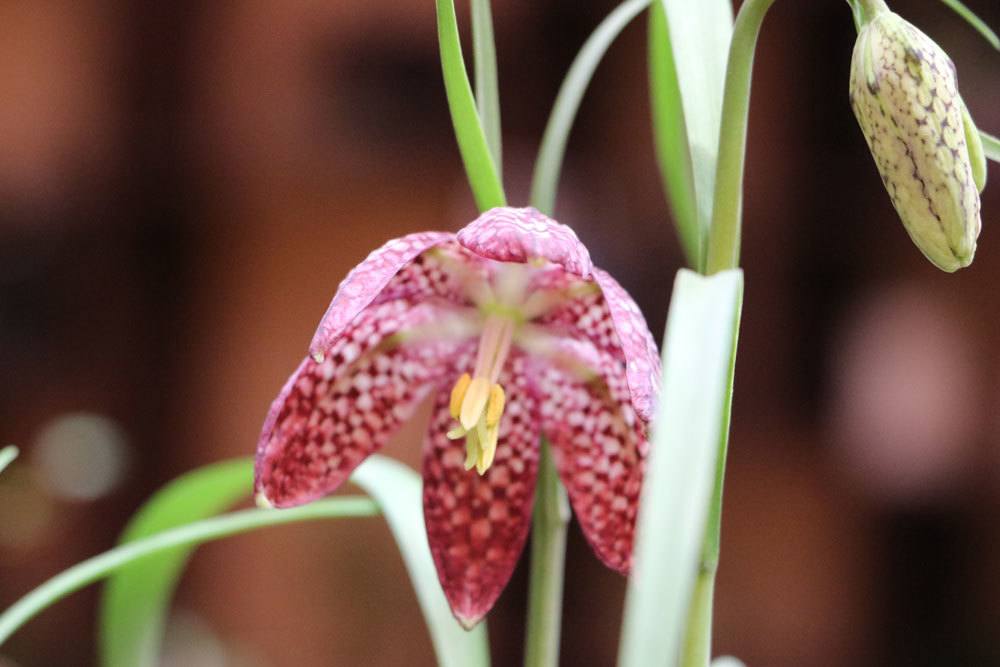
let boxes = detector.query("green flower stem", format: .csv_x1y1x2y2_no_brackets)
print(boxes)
523,443,570,667
687,0,780,663
0,497,379,646
471,0,503,173
703,0,777,274
857,0,889,22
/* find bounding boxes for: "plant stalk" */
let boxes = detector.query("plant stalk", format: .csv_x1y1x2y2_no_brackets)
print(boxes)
523,443,570,667
684,0,779,663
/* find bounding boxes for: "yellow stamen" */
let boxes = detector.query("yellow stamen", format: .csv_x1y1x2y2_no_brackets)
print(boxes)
449,373,472,420
476,423,499,474
464,431,479,470
460,377,491,430
486,384,505,427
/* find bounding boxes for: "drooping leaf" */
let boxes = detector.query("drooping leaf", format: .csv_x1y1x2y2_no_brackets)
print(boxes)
530,0,652,216
619,268,744,667
981,129,1000,164
436,0,506,211
99,458,253,667
1,455,490,667
0,496,378,648
939,0,999,49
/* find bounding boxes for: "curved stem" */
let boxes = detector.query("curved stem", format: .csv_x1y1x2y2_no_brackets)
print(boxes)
684,0,780,662
0,498,379,646
703,0,777,274
523,443,570,667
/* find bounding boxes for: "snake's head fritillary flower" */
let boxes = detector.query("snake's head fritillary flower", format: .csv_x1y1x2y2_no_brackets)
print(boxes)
254,207,660,627
849,3,983,272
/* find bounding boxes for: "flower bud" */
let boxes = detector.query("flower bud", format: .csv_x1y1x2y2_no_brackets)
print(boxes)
849,8,982,272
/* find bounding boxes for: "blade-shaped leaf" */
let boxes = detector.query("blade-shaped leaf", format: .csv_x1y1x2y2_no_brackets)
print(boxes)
351,456,491,667
981,129,1000,164
0,496,379,648
659,0,733,260
939,0,999,49
99,459,253,667
619,268,744,667
649,1,700,267
0,455,489,667
0,446,17,476
437,0,506,211
471,0,502,174
530,0,652,216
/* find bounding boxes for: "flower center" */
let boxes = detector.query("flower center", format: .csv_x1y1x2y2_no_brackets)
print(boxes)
446,314,514,475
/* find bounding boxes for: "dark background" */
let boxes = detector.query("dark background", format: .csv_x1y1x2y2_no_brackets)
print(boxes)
1,1,999,665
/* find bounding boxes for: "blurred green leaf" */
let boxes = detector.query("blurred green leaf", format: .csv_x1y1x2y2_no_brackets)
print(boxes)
658,0,733,266
648,1,699,267
0,446,17,476
531,0,651,216
981,129,1000,163
471,0,502,174
619,268,743,667
99,458,253,667
97,455,489,667
0,496,378,649
437,0,506,211
939,0,999,49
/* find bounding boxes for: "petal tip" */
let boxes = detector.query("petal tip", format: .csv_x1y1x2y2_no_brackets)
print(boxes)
454,611,483,631
457,206,593,277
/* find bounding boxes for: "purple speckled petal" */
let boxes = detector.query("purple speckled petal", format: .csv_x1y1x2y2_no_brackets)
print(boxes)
591,268,661,421
457,207,593,278
256,299,458,507
533,267,661,422
527,343,649,574
309,231,455,358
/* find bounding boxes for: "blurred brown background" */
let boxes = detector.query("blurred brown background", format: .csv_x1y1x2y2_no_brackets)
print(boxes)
1,1,999,665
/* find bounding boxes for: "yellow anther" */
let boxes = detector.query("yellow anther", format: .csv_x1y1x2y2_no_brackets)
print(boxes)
464,433,478,471
486,384,505,427
460,377,491,430
449,373,472,420
476,424,499,475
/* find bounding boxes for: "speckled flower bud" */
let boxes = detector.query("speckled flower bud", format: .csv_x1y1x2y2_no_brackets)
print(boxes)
849,7,982,272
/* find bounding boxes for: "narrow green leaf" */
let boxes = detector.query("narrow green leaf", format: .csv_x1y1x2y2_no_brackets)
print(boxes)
351,456,491,667
0,497,379,648
99,459,254,667
471,0,502,174
0,446,17,476
530,0,652,216
981,129,1000,164
436,0,507,211
939,0,1000,49
648,1,700,268
659,0,733,264
619,268,744,667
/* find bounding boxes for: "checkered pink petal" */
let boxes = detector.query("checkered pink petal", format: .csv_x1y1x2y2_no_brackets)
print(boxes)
529,345,649,573
534,267,661,422
256,300,455,507
457,207,593,277
309,231,456,357
422,354,539,628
